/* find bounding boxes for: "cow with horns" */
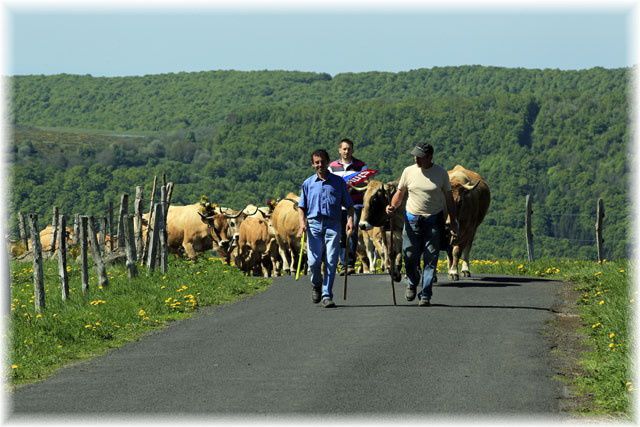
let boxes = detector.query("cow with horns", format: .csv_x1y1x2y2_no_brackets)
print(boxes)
445,165,491,280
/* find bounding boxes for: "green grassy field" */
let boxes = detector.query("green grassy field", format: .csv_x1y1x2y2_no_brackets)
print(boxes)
8,256,631,417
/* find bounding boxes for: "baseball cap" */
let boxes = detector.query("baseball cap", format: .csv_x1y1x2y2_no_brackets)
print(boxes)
410,143,434,158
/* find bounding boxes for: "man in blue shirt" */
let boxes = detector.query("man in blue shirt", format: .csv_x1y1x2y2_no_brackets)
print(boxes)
298,149,354,308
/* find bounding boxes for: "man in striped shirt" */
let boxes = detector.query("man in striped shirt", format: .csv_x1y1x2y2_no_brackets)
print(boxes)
328,138,368,275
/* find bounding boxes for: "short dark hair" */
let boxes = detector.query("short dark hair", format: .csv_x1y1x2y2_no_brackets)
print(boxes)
311,149,330,163
339,138,354,148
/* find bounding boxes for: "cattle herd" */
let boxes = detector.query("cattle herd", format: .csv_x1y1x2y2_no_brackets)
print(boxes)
9,165,490,282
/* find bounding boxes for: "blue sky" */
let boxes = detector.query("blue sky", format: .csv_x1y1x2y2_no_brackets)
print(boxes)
4,5,636,77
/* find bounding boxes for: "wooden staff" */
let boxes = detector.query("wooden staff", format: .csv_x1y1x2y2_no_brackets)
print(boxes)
295,231,306,281
388,216,397,306
343,229,350,300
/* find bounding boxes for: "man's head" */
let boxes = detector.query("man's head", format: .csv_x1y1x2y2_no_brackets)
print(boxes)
410,142,434,167
338,138,354,162
311,149,330,174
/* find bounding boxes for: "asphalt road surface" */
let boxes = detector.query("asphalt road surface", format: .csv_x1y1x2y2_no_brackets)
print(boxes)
12,273,567,419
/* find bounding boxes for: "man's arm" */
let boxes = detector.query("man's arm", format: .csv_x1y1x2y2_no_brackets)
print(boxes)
297,207,307,238
385,188,406,215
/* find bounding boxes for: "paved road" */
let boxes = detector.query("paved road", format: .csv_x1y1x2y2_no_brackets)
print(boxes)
12,273,566,418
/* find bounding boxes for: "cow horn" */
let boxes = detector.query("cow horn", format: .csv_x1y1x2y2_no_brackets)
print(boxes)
198,211,216,221
462,181,479,191
224,209,245,219
350,185,369,192
243,205,259,216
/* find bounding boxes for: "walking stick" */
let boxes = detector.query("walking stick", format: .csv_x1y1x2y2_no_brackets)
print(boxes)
295,231,306,281
343,229,350,300
388,216,397,306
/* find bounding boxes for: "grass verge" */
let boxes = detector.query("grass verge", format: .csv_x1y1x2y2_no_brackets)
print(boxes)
8,255,270,387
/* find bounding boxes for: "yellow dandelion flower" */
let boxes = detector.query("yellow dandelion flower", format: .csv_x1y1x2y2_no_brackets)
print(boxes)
592,323,602,329
11,364,18,369
609,343,616,349
626,382,634,392
609,332,616,339
84,324,93,329
598,300,605,305
35,314,43,319
594,271,603,277
619,269,625,273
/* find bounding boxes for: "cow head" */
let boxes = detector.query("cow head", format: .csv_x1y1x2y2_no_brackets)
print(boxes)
449,172,479,213
220,207,248,245
198,212,231,251
360,180,396,230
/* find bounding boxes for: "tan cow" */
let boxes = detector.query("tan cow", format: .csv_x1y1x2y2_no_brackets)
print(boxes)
446,165,491,280
359,180,405,281
235,216,280,277
40,225,75,252
270,193,302,275
143,203,231,260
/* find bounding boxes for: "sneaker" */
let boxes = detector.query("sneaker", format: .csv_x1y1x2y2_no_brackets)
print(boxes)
322,298,336,308
418,298,431,307
405,286,417,301
312,287,321,304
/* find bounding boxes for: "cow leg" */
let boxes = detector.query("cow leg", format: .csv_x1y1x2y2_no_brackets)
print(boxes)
461,234,476,277
183,242,198,260
448,245,461,281
277,241,291,274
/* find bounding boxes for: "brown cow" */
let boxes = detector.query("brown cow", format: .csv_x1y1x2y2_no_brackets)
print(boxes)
359,180,405,281
235,216,280,277
143,203,231,260
270,193,302,275
446,165,490,280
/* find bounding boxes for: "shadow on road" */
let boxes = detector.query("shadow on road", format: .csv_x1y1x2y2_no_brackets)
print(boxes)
334,303,554,312
436,282,521,288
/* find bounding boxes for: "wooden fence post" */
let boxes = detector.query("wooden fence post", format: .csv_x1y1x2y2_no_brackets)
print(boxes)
99,217,107,248
50,206,59,254
117,194,128,249
134,186,144,262
28,214,45,312
596,198,605,263
158,186,168,270
525,194,534,262
18,212,29,251
124,214,138,278
142,176,158,264
88,216,109,288
57,214,69,301
73,213,80,245
107,201,114,253
146,202,162,272
80,216,90,296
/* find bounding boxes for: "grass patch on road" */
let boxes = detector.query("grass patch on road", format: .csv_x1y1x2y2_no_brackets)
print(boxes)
8,256,270,387
459,258,632,418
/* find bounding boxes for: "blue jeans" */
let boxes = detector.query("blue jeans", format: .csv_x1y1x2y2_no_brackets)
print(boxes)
339,206,362,267
306,217,342,300
402,211,443,301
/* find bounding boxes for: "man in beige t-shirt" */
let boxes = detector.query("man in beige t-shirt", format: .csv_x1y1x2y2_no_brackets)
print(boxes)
385,143,458,306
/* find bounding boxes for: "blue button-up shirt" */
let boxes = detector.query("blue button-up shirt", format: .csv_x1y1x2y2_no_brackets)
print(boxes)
299,172,353,220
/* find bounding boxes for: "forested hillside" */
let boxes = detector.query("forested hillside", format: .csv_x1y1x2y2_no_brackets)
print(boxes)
8,66,631,259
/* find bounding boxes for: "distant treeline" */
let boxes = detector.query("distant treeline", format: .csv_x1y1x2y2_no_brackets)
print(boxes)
8,66,631,259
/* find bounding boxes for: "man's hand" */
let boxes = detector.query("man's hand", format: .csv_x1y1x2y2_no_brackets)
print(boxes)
297,222,306,238
346,216,354,237
385,204,396,216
